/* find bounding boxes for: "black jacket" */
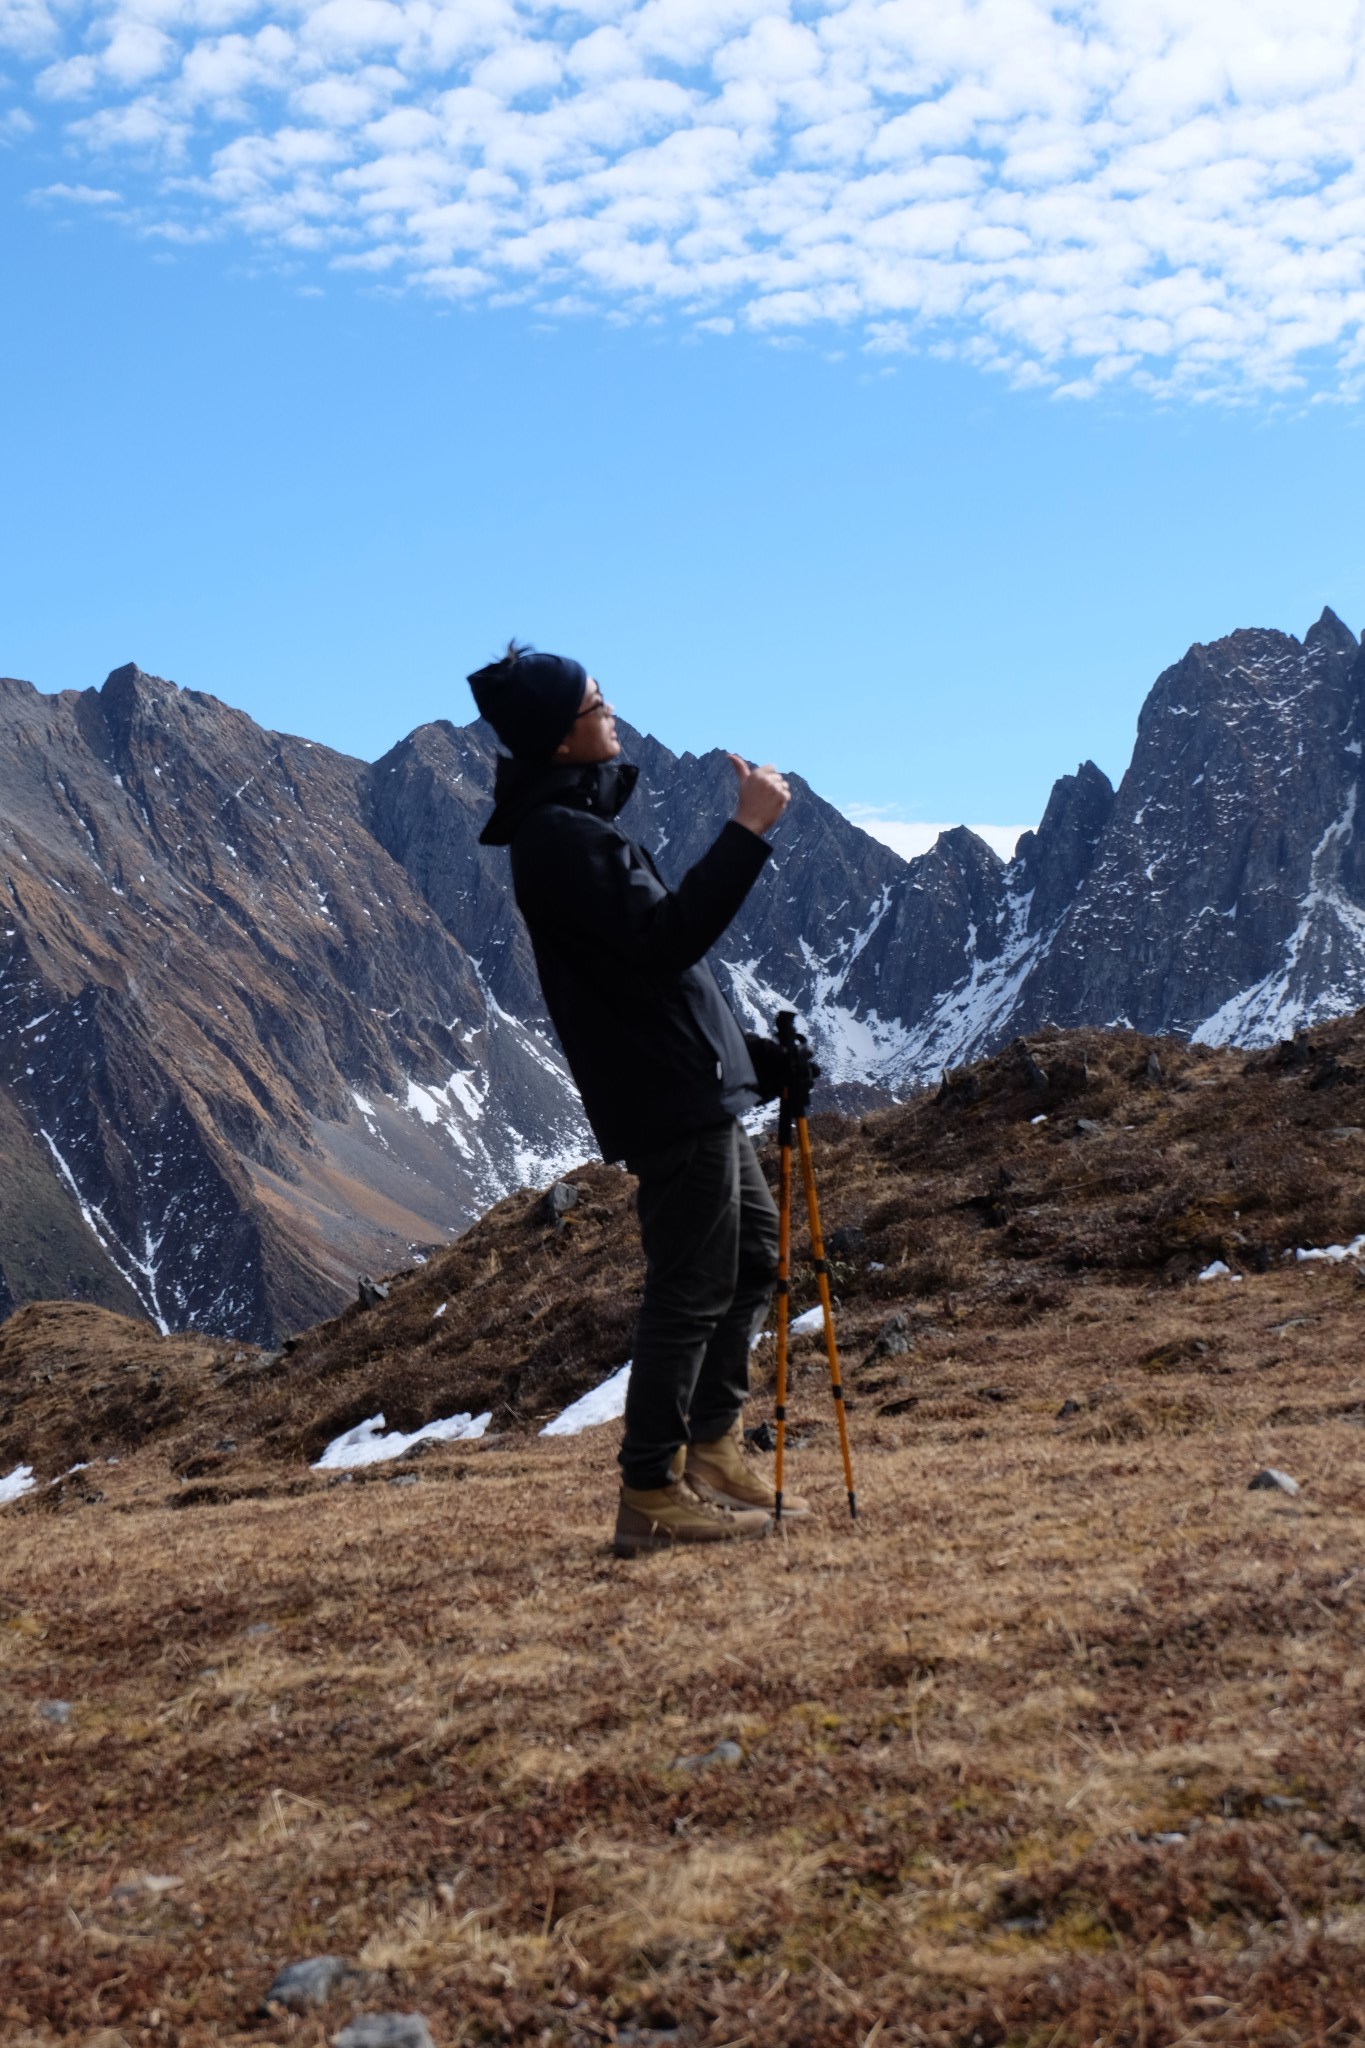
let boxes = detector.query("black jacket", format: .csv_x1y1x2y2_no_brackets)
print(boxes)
480,756,771,1162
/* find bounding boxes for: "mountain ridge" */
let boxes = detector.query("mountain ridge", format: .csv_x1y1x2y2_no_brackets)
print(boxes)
3,606,1364,1338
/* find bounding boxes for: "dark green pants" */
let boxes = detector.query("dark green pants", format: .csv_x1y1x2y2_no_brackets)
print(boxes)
620,1118,779,1491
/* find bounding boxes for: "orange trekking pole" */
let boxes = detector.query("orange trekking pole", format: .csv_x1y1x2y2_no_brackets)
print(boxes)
772,1088,794,1523
772,1010,858,1523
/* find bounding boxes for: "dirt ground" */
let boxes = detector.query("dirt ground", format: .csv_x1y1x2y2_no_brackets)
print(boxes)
5,1245,1365,2047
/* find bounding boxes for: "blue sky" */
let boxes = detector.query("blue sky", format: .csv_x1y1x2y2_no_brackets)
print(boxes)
3,0,1364,851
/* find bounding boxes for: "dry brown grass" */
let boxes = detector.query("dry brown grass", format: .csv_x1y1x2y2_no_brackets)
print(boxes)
6,1017,1365,2044
5,1251,1365,2047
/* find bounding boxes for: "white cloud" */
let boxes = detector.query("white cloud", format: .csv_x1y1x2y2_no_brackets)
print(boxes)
9,0,1365,394
844,807,1030,864
30,176,121,197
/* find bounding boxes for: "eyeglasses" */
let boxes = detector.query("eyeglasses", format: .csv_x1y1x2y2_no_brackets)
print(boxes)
576,691,611,719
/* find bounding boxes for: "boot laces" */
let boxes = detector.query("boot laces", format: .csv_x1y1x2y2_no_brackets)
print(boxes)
678,1477,745,1522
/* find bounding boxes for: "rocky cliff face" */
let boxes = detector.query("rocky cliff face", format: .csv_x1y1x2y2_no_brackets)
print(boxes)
0,667,586,1340
4,608,1365,1338
859,606,1365,1077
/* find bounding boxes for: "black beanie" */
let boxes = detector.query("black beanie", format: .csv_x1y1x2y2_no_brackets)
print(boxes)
467,646,588,758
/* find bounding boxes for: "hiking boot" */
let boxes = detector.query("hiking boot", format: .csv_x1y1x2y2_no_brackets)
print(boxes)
613,1474,770,1557
687,1418,811,1517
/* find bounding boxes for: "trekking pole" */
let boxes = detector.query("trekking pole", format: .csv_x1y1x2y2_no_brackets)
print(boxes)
774,1011,858,1522
796,1114,857,1521
772,1082,794,1524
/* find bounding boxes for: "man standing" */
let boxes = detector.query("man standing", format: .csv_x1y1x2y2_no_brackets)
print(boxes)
471,643,810,1555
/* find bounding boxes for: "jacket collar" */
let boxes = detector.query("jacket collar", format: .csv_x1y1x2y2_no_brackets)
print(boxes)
479,755,639,846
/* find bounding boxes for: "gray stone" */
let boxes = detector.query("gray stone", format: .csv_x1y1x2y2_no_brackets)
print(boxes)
111,1873,183,1903
245,1622,272,1636
263,1956,357,2012
357,1275,389,1309
1249,1467,1300,1496
1056,1398,1082,1419
38,1699,72,1725
334,2016,435,2048
1018,1046,1049,1092
671,1738,743,1772
937,1067,981,1107
539,1180,580,1224
865,1312,912,1362
1146,1050,1164,1082
1075,1117,1105,1135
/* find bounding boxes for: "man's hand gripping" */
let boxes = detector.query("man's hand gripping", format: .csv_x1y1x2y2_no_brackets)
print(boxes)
727,753,791,837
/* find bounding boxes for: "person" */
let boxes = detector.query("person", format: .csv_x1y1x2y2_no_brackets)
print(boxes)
470,642,811,1555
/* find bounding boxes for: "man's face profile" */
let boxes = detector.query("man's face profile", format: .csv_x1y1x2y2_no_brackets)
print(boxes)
554,678,622,765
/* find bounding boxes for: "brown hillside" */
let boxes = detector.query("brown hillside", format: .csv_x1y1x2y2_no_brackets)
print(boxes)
5,1019,1365,2044
5,1016,1365,1486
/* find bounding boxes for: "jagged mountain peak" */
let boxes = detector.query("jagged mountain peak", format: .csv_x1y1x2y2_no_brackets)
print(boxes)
97,660,175,727
928,824,1003,868
1013,758,1115,931
1305,605,1357,655
101,659,159,689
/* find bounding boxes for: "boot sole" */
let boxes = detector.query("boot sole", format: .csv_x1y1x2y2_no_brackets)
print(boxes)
686,1473,813,1517
613,1517,771,1558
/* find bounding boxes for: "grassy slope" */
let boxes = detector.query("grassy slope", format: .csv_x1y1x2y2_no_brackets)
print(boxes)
4,1020,1365,2045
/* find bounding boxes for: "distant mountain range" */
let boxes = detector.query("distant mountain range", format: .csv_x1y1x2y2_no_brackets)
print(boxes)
3,606,1364,1339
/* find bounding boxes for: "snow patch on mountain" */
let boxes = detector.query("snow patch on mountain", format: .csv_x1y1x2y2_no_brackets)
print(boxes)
1195,785,1365,1047
879,889,1053,1087
38,1127,172,1335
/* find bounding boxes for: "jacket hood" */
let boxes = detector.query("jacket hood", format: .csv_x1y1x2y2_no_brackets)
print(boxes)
479,755,639,847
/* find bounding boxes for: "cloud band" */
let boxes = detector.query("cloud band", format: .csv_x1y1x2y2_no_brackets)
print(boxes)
7,0,1365,396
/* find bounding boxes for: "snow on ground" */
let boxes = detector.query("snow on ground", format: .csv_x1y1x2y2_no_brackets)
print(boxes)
540,1362,632,1437
1296,1234,1365,1262
312,1410,491,1470
789,1305,825,1334
1197,1260,1240,1282
0,1464,36,1505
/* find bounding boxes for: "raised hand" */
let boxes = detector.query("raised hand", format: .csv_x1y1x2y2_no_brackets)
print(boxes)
727,753,791,837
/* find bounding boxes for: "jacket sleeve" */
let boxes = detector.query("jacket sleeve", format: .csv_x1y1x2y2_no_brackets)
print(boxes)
514,811,771,972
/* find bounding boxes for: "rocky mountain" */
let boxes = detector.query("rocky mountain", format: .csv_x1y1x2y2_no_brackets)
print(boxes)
705,605,1365,1086
0,669,588,1342
3,607,1365,1340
